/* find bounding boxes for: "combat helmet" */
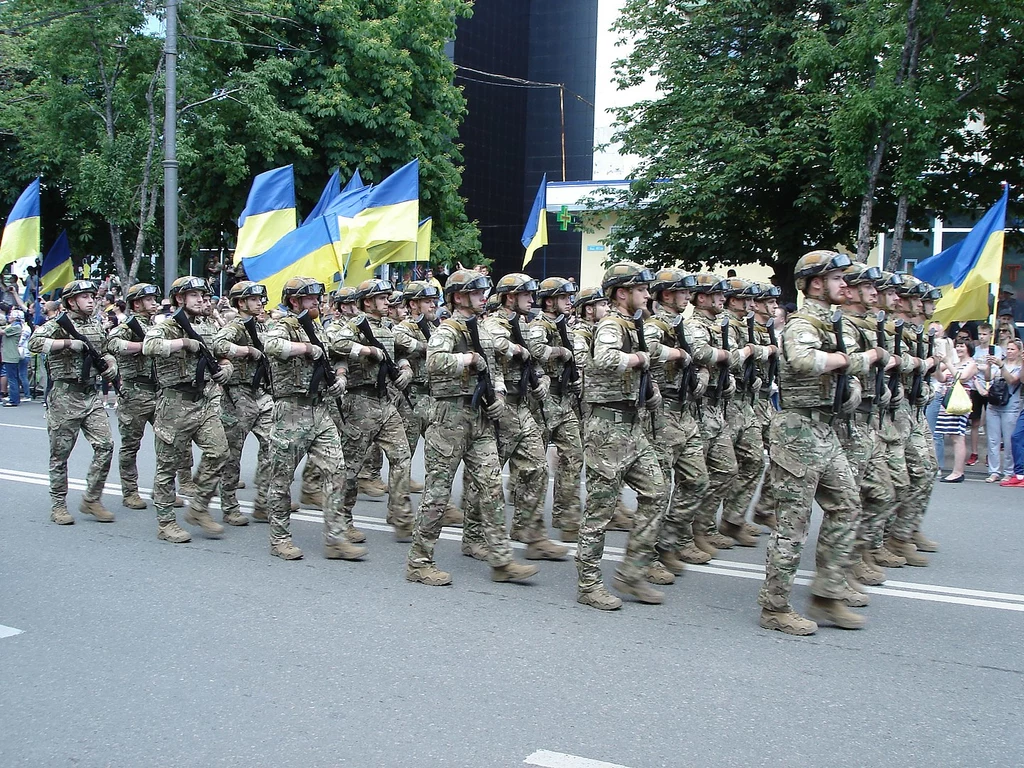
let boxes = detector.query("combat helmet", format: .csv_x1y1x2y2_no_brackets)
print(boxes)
843,263,882,286
494,273,538,295
402,280,441,302
351,278,394,304
281,276,325,307
650,268,696,297
894,274,926,297
535,277,577,302
752,283,782,301
485,293,502,314
124,282,161,305
227,280,268,307
61,279,99,306
443,269,492,303
574,286,606,314
601,261,654,292
876,271,905,292
332,286,357,307
793,250,852,292
920,283,943,302
721,277,758,298
689,273,728,294
168,276,210,303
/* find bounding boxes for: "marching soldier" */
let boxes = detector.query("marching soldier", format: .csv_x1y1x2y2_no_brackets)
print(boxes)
465,273,566,560
262,277,365,561
576,261,667,610
327,277,415,540
406,268,539,586
142,276,232,543
644,269,714,573
913,282,944,552
526,276,585,541
211,281,274,526
749,283,782,529
757,250,865,635
393,281,440,486
688,274,740,556
29,279,117,525
105,282,171,511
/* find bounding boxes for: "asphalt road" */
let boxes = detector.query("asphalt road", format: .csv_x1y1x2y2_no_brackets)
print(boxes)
1,400,1022,768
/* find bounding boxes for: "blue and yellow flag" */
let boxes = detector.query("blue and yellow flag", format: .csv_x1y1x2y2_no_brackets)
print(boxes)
332,159,419,254
234,165,296,264
240,215,343,308
40,230,75,297
302,169,341,227
914,187,1008,325
521,174,548,269
364,218,433,271
0,178,41,271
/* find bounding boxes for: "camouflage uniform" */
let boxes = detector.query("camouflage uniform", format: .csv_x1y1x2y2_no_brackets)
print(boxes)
577,307,667,595
644,311,712,561
750,316,777,524
393,316,431,459
29,312,115,516
408,313,517,570
757,300,861,613
526,311,584,535
211,315,274,521
327,313,413,535
106,315,157,502
143,314,229,532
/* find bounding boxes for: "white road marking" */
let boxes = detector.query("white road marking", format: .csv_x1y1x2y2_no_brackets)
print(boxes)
0,422,47,431
3,466,1023,612
525,750,633,768
0,624,24,639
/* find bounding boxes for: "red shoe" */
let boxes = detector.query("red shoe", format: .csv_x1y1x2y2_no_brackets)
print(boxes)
999,476,1024,487
966,453,979,466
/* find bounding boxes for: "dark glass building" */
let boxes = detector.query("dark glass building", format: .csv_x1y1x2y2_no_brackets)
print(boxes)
453,2,598,280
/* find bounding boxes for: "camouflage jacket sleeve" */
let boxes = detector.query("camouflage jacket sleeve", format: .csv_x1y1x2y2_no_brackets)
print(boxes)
841,316,873,377
27,318,61,354
525,316,559,363
264,317,301,360
142,319,184,357
573,327,592,372
781,315,829,375
211,321,248,358
478,320,506,396
591,318,630,373
326,319,360,369
393,322,424,361
105,322,137,355
686,319,718,369
485,315,516,361
426,322,466,379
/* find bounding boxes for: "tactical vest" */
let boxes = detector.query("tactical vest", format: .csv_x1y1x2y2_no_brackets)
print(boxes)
845,313,879,398
267,315,320,398
584,312,642,404
531,313,572,381
646,313,683,394
343,314,397,390
753,320,771,380
779,307,840,410
42,313,106,382
220,317,261,387
109,315,155,383
487,314,527,393
396,319,429,385
152,318,217,389
428,318,489,399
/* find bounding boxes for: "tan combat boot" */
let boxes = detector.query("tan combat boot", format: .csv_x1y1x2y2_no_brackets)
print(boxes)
79,499,115,522
885,536,928,567
577,586,623,611
157,521,191,543
222,510,249,526
461,541,488,560
271,540,303,560
406,563,452,586
606,504,633,531
122,493,148,510
393,526,412,543
357,477,387,498
912,530,939,552
560,528,579,543
441,504,464,527
177,479,199,498
807,596,865,629
491,561,539,583
50,506,74,525
299,490,324,508
408,478,425,493
743,521,765,538
693,534,719,558
184,508,224,536
851,553,885,586
172,496,185,508
324,540,367,560
869,546,905,568
251,505,269,523
838,583,870,608
645,561,676,585
344,525,367,543
753,512,778,530
658,549,688,575
719,520,757,547
705,530,736,550
525,539,569,561
613,575,664,604
679,543,712,564
759,608,817,635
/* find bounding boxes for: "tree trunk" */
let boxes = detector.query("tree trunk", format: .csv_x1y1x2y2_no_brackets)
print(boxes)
887,191,910,272
109,223,129,290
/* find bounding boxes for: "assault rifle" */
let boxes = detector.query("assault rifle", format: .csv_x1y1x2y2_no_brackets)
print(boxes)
716,316,731,417
509,313,541,398
671,315,695,408
554,314,583,420
171,308,233,403
873,311,887,428
465,315,501,446
887,319,905,409
831,310,849,424
633,309,656,409
125,316,147,343
766,319,781,409
55,312,121,395
355,315,413,407
295,310,343,418
242,316,272,395
743,312,757,406
414,314,433,341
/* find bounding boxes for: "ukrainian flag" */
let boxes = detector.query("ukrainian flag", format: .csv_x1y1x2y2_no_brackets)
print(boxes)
914,187,1008,325
0,178,41,272
302,169,341,227
365,218,432,271
40,230,75,297
240,215,343,307
234,165,296,264
333,159,419,254
521,174,548,268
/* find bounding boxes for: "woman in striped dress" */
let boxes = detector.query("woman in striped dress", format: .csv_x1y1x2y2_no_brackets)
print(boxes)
936,339,979,483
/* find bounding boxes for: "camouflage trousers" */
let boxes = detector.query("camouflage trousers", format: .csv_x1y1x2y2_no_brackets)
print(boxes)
839,417,894,551
220,389,273,516
463,396,549,546
152,391,227,524
266,399,347,546
302,399,379,493
757,411,859,612
880,407,911,538
45,381,114,510
576,409,666,592
399,387,429,461
115,384,156,497
721,399,766,527
339,391,412,530
533,393,583,532
409,399,513,569
889,403,938,542
358,444,384,481
650,402,709,552
751,396,776,520
694,403,738,535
